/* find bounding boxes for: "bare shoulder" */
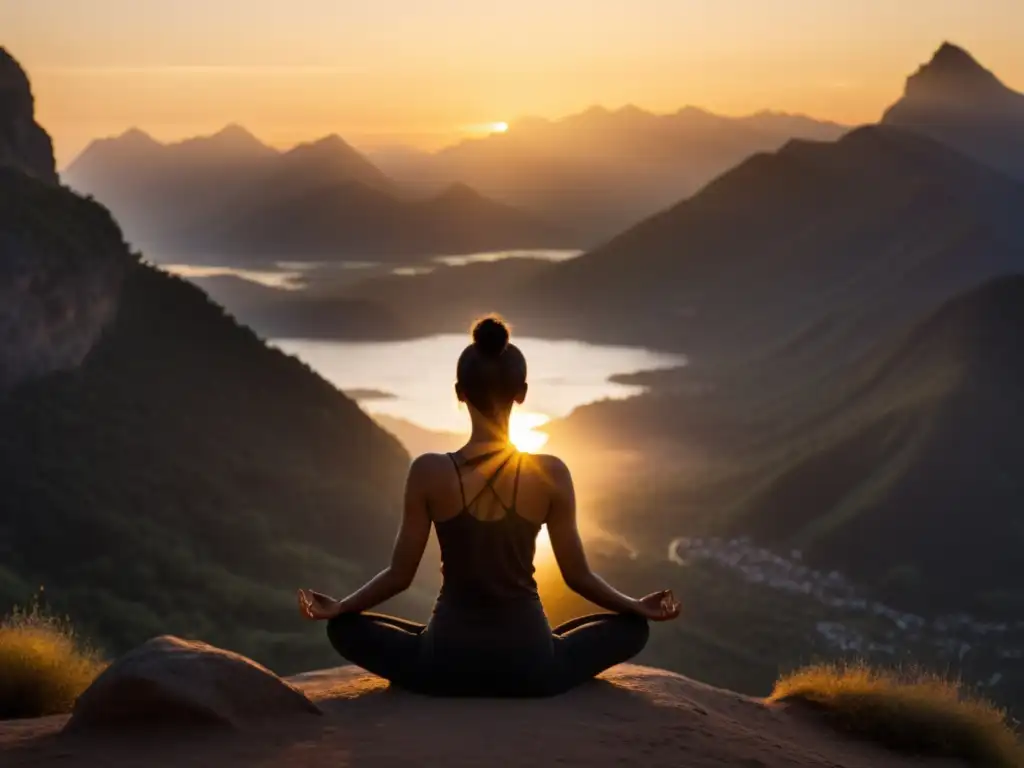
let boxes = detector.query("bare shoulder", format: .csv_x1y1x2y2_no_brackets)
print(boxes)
522,453,573,489
407,452,454,486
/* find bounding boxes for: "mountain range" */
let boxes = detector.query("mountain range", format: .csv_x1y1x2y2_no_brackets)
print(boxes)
63,127,569,262
441,44,1022,360
63,105,848,260
514,120,1024,359
369,106,849,242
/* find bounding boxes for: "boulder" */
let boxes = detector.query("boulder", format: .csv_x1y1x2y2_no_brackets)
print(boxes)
67,636,321,730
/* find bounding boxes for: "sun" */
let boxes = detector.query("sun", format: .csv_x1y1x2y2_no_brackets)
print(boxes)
509,410,550,453
490,121,509,133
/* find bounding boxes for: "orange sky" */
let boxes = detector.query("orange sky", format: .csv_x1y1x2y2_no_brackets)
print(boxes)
8,0,1024,166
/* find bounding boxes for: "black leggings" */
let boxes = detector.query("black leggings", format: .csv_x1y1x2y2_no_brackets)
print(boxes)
326,611,649,697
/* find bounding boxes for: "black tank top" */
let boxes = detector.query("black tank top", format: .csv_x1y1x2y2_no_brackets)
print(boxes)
435,447,541,608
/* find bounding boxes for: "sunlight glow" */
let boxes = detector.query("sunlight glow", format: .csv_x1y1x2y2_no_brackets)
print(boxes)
490,121,509,133
509,410,550,453
535,524,553,560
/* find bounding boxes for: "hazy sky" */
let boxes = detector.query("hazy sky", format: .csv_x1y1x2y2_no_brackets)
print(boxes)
8,0,1024,165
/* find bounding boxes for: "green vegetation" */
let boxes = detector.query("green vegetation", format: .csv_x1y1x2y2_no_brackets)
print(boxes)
552,275,1024,624
771,662,1023,767
0,597,106,719
0,169,414,674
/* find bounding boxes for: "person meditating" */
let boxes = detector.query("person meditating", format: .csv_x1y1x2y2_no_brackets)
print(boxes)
297,315,680,696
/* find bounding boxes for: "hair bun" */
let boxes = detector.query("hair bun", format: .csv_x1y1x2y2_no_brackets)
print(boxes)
472,316,510,358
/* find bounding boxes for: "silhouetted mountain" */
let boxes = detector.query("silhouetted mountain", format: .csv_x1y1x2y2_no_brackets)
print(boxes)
66,125,272,184
266,134,394,198
179,123,274,160
370,104,848,243
542,272,1024,624
728,275,1024,615
62,128,394,255
0,48,56,183
882,42,1024,177
64,126,564,262
517,125,1024,361
184,181,572,262
0,52,411,670
63,125,280,249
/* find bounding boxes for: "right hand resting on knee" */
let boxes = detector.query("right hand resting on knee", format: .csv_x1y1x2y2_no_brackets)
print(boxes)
297,588,343,621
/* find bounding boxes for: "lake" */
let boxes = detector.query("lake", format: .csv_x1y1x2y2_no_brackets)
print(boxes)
273,335,686,451
161,248,583,286
163,250,683,451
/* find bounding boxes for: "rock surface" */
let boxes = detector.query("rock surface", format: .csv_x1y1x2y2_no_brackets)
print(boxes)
0,166,133,391
2,663,971,767
0,47,57,183
67,636,321,730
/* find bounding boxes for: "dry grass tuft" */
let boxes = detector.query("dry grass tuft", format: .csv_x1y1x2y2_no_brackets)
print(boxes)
771,661,1023,767
0,599,106,719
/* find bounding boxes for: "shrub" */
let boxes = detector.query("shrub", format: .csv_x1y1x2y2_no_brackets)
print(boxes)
0,599,106,719
770,661,1023,767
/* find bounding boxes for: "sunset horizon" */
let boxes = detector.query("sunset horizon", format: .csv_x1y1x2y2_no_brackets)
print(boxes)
10,0,1024,165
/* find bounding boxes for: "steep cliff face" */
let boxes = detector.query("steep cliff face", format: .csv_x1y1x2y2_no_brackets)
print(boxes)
0,169,133,391
0,49,128,391
0,48,57,184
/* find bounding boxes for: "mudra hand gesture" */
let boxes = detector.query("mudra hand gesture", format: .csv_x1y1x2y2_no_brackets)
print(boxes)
635,590,681,621
297,588,342,621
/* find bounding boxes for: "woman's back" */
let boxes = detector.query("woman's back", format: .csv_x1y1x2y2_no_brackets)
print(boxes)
434,447,541,608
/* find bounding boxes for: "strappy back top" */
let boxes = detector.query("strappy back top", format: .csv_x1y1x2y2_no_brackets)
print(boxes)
435,447,541,608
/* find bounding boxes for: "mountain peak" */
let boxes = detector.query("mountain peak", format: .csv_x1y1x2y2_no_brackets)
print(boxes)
210,123,261,144
0,47,31,97
310,133,351,150
284,134,360,161
902,42,1006,100
0,47,58,183
931,42,984,71
192,124,274,158
614,104,648,118
880,43,1024,177
272,133,393,193
117,127,162,148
